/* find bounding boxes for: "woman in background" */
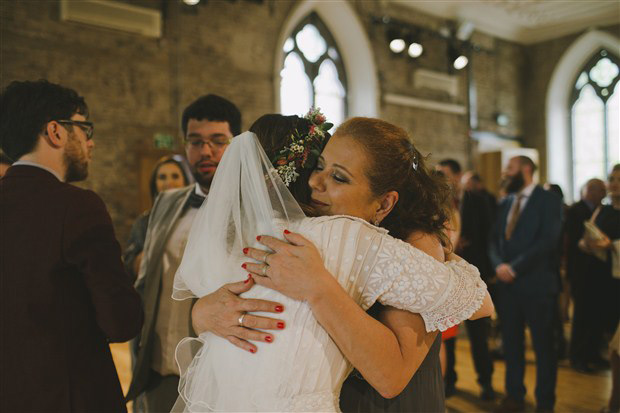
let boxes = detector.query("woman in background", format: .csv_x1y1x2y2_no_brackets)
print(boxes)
123,155,190,282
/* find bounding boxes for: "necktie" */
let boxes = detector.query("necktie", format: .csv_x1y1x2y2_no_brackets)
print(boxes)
186,191,206,209
505,194,523,240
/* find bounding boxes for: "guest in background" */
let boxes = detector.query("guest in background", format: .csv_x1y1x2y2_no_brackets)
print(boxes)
462,171,497,220
565,178,607,372
125,94,242,412
437,160,496,400
0,79,143,412
0,151,12,178
580,165,620,357
604,322,620,413
123,155,191,284
544,183,569,361
489,156,563,413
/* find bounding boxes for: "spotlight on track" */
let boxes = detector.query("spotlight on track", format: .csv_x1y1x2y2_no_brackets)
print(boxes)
388,29,406,54
450,44,468,70
453,55,468,70
408,41,423,58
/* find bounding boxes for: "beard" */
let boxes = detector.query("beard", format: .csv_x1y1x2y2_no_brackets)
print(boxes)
190,160,218,190
505,171,525,194
63,134,89,182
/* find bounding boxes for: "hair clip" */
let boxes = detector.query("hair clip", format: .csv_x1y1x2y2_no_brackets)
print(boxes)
412,152,419,171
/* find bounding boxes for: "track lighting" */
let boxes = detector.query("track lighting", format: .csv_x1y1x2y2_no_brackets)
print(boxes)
408,42,423,58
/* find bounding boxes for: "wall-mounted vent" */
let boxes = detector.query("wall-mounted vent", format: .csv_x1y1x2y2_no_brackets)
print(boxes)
60,0,162,38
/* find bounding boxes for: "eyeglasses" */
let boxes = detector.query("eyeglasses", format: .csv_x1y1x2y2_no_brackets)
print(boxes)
56,120,94,140
185,137,231,151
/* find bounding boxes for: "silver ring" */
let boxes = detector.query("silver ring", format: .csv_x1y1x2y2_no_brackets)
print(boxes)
261,264,268,276
238,313,246,327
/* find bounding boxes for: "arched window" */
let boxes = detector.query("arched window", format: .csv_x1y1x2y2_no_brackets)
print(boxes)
571,49,620,199
280,13,347,126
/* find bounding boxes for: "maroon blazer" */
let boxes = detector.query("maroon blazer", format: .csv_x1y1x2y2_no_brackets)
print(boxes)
0,165,143,412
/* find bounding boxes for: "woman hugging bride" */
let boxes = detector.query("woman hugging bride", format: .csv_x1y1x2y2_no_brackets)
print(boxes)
172,110,493,412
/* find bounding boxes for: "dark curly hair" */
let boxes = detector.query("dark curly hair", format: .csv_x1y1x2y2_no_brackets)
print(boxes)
249,114,330,213
181,94,242,137
333,117,452,243
0,79,88,161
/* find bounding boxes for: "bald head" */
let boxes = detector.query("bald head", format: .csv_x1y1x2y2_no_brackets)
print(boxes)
582,178,606,205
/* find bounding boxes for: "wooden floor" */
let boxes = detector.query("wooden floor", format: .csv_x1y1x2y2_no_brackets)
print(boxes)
111,334,612,413
446,337,611,413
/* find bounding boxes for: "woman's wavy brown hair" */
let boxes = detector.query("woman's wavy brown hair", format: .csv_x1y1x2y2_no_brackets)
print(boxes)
333,117,452,243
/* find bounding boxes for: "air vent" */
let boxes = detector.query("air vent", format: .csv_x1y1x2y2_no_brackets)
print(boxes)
60,0,162,38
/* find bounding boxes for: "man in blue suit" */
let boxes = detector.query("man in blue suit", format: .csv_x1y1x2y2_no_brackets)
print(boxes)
490,156,563,412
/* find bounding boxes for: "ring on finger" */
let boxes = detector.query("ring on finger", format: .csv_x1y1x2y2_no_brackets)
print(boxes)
238,313,246,327
261,264,269,276
262,251,272,264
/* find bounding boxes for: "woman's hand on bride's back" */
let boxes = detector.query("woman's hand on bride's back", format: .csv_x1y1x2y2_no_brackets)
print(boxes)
242,230,336,303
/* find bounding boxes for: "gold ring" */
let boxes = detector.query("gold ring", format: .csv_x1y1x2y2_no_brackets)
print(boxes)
262,251,271,264
261,264,268,276
238,313,246,326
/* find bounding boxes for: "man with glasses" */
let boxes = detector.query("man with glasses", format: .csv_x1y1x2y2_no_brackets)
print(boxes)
0,80,143,412
126,94,242,412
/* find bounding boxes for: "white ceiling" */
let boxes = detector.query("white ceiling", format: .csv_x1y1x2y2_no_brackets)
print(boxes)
394,0,620,44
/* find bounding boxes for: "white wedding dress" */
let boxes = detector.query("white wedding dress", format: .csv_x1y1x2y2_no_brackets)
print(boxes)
172,132,487,412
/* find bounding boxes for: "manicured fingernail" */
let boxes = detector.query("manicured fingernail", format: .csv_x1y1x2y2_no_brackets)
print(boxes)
241,263,247,269
265,336,273,343
244,274,252,284
256,236,262,241
249,348,256,353
243,248,249,254
275,305,283,312
277,322,285,329
284,229,291,235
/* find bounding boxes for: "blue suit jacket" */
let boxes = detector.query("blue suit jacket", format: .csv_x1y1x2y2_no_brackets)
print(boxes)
489,185,563,296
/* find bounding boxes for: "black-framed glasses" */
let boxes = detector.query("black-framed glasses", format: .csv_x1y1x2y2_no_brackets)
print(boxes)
56,120,94,140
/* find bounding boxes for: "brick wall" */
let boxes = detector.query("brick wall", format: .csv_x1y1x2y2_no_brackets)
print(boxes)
1,0,535,245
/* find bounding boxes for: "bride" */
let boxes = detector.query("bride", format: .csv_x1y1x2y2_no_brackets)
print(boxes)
172,110,491,412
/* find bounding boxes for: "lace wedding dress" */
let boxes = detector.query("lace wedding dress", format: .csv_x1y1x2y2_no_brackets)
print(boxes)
172,133,487,412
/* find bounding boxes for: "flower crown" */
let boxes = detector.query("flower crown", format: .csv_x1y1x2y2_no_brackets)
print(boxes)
272,108,333,186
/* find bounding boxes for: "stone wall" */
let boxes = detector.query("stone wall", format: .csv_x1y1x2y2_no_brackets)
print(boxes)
1,0,529,245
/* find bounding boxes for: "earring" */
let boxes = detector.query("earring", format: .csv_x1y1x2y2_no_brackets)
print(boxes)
373,217,380,226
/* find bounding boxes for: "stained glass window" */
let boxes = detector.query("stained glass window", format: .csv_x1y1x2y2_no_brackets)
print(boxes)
280,13,347,126
570,49,620,199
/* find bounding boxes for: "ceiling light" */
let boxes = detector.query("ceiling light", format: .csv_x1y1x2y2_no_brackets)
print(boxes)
183,0,201,5
387,28,406,54
408,42,423,58
453,55,469,70
390,38,406,53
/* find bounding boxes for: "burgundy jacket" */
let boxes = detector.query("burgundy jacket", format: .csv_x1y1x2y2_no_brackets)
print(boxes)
0,165,143,412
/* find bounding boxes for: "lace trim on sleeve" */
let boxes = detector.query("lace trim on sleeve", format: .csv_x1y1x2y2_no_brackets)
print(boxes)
419,260,487,332
361,235,487,332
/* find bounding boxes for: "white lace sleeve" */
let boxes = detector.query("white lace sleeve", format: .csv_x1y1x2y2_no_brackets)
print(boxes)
361,235,487,332
303,215,488,333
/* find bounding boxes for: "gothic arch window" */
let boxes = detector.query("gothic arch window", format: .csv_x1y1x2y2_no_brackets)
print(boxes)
570,49,620,198
280,13,347,126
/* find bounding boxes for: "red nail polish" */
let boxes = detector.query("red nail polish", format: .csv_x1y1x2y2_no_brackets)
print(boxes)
249,348,256,353
243,248,249,254
277,322,285,329
241,263,247,269
265,336,273,343
284,229,290,235
244,274,252,284
256,236,262,241
275,305,283,312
